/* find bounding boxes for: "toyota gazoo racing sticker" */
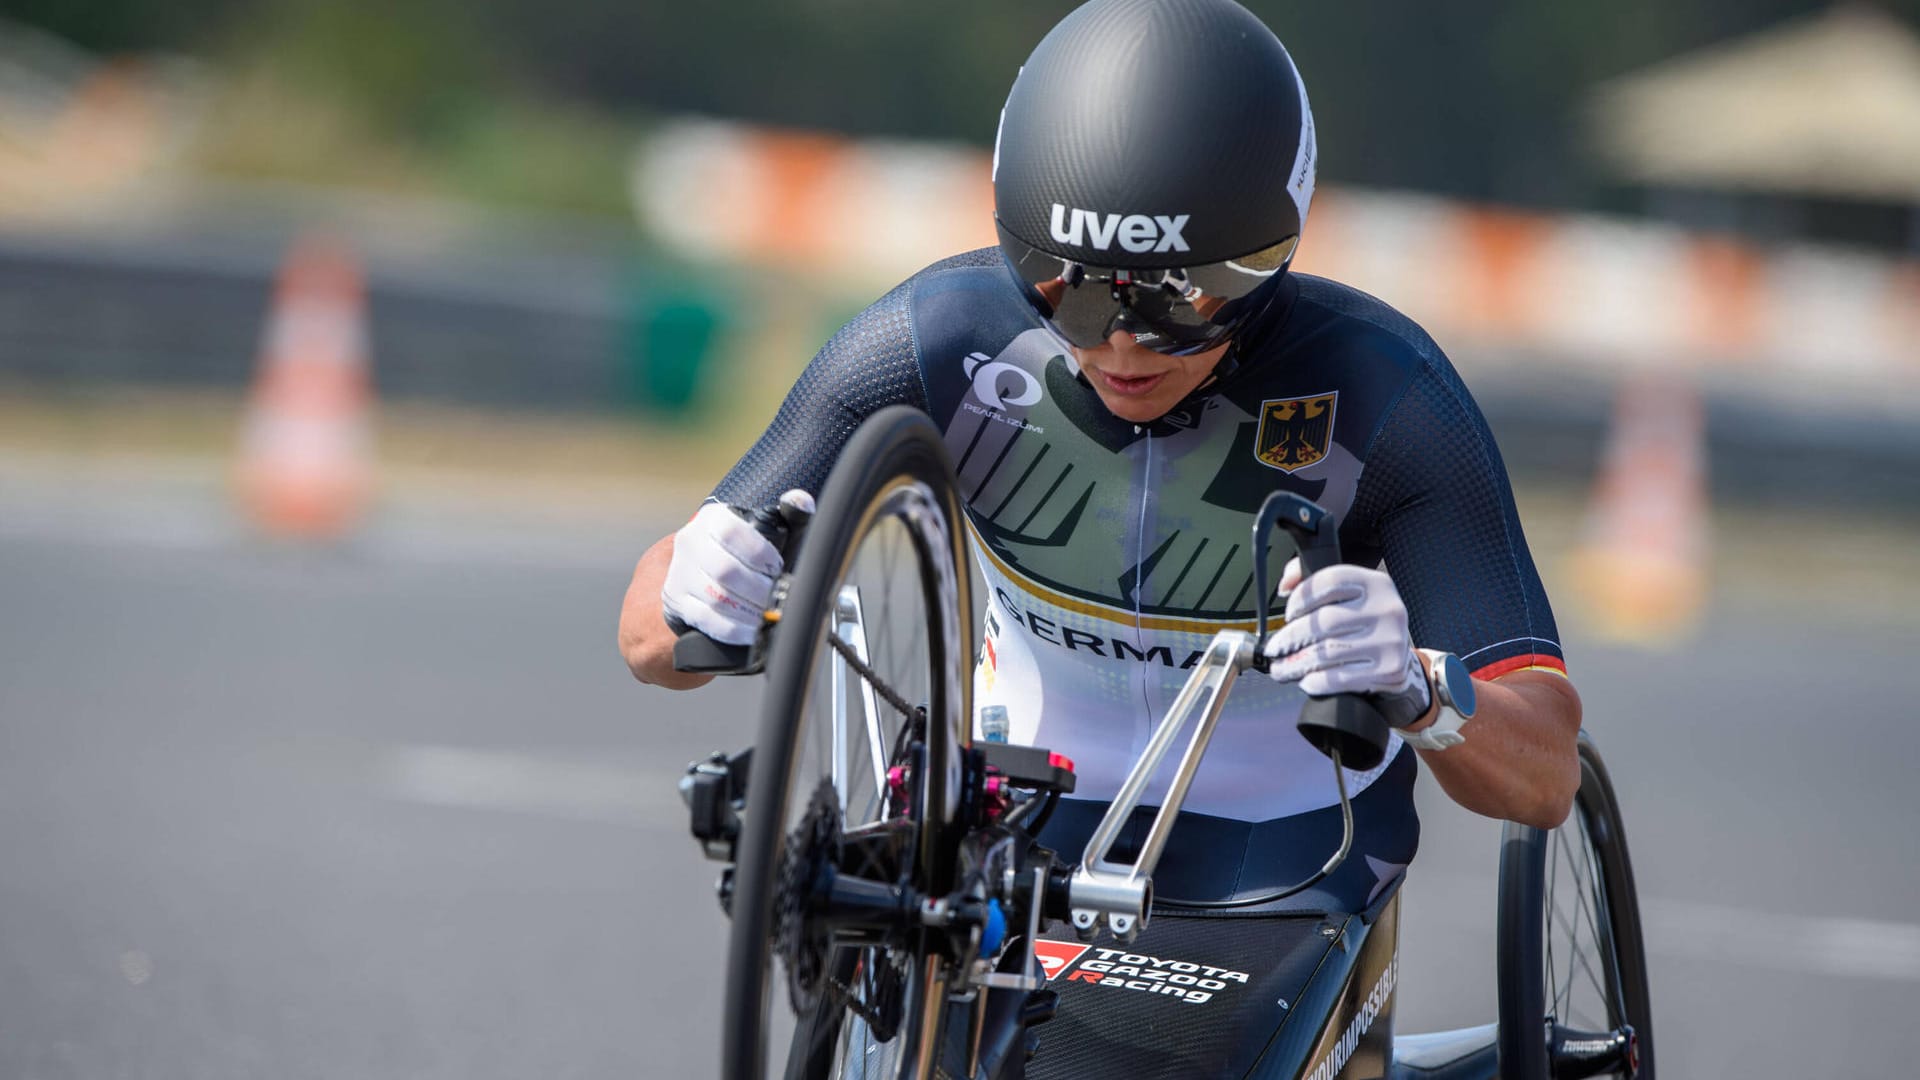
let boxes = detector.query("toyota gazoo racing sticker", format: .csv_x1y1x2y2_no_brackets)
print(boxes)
1033,940,1248,1006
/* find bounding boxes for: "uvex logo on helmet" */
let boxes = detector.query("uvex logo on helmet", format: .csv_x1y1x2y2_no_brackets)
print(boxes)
1049,204,1190,254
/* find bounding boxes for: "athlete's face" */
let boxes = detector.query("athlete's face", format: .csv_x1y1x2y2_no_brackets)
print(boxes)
1070,332,1233,423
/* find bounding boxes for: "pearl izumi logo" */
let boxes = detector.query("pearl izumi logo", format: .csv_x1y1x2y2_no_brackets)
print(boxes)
1049,203,1190,254
963,351,1044,413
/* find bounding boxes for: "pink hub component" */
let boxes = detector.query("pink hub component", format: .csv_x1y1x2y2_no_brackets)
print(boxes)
980,772,1013,822
886,766,911,815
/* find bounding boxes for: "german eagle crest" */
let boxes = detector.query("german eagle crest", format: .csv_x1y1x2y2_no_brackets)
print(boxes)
1254,392,1337,473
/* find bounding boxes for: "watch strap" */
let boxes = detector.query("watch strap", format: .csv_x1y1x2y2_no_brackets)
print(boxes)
1400,717,1466,752
1404,649,1469,751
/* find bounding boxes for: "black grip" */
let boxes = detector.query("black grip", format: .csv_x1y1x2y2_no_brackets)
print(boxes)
670,495,814,676
1250,491,1334,670
761,493,814,565
1295,694,1393,772
1250,492,1394,768
670,619,755,674
1262,491,1340,575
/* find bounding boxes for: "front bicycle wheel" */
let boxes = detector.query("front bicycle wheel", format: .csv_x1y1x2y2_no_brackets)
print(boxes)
1497,731,1654,1078
722,406,973,1080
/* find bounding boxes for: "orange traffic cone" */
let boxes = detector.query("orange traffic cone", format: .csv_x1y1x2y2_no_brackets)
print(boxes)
1567,373,1710,643
235,234,374,539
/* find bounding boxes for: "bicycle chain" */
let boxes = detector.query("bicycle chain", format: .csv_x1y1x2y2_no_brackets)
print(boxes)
825,968,895,1038
826,634,921,721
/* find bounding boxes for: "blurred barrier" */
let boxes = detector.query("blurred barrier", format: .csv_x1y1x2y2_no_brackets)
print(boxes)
631,118,1920,388
234,234,373,539
1303,193,1920,383
0,228,629,408
632,120,995,288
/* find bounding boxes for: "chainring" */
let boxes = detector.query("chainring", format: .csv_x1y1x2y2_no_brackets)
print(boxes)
774,779,841,1014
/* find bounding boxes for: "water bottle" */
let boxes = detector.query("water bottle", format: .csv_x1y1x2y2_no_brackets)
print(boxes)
979,705,1010,744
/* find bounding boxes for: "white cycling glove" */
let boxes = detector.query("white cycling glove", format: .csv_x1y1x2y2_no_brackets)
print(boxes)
661,491,814,645
1262,557,1430,714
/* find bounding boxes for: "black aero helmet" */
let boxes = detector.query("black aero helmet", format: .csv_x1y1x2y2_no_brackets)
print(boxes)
993,0,1316,354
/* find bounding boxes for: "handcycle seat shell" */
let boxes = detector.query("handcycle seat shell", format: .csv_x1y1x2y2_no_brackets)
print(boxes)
1026,912,1345,1079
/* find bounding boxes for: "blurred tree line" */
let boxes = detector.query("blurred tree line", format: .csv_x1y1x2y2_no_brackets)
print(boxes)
8,0,1919,212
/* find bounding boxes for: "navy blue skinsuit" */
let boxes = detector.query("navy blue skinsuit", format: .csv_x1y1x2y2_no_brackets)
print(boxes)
713,248,1565,911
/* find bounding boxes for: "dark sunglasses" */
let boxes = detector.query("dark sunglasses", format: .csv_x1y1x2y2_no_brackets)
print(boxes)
997,218,1297,355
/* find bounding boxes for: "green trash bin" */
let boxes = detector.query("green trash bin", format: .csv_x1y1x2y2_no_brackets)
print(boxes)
624,273,725,415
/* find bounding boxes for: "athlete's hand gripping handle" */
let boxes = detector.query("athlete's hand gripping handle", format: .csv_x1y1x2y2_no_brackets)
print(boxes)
1251,492,1393,771
666,492,813,675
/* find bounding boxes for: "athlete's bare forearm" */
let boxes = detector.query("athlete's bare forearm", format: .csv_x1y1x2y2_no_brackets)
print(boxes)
1409,667,1581,829
618,534,715,691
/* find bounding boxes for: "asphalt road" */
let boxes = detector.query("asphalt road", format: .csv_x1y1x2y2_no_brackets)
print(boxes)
2,460,1916,1079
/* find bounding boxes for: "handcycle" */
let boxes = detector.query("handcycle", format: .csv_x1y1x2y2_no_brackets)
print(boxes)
672,406,1652,1079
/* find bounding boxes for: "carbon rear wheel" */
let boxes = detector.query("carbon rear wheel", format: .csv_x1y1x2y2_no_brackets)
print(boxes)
1497,731,1654,1079
722,407,973,1080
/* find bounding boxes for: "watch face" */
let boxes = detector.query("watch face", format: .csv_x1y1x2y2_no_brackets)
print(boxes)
1440,653,1476,717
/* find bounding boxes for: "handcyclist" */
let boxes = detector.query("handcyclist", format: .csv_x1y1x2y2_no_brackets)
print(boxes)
619,0,1580,912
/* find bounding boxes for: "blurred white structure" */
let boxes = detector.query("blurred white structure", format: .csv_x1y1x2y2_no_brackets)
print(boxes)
0,20,202,218
1592,6,1920,204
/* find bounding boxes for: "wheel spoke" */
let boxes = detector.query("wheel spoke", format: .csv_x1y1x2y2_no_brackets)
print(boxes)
1549,884,1578,1014
1563,826,1609,1016
1566,823,1613,1013
1553,828,1579,1016
1576,812,1631,1016
1547,897,1610,1024
1571,816,1604,948
1545,823,1561,1018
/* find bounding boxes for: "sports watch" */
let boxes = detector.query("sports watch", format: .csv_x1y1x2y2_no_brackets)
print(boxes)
1402,650,1476,752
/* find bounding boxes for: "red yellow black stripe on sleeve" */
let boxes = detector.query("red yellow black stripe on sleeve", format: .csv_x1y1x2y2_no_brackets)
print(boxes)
1473,653,1569,681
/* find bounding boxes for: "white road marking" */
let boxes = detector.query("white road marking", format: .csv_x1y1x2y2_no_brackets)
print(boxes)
378,745,681,826
1407,871,1920,983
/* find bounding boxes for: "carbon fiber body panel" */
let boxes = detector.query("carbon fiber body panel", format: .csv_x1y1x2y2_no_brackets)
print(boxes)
1024,892,1399,1080
1028,913,1334,1078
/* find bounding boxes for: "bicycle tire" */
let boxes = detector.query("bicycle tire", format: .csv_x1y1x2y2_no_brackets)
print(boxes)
1497,731,1655,1079
722,406,974,1080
